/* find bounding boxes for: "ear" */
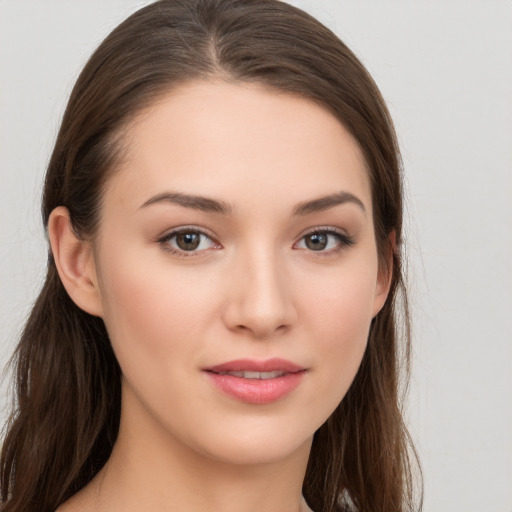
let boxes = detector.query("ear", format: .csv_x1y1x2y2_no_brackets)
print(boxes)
372,230,396,318
48,206,103,317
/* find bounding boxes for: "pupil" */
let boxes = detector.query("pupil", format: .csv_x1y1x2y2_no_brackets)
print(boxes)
177,232,200,250
306,233,327,251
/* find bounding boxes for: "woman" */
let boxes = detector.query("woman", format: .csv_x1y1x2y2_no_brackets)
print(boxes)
0,1,421,511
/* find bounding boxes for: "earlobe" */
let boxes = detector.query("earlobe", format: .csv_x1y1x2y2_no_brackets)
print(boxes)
372,230,396,318
48,206,103,317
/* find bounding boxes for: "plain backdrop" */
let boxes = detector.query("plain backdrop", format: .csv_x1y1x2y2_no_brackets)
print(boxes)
1,1,511,511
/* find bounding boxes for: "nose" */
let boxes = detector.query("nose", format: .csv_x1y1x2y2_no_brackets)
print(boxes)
222,247,297,339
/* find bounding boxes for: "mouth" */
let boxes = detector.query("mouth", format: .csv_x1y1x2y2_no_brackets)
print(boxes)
211,370,288,379
205,357,304,374
203,358,306,404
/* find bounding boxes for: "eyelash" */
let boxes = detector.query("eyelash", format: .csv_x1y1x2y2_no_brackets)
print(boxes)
158,226,219,257
297,227,355,256
157,226,355,258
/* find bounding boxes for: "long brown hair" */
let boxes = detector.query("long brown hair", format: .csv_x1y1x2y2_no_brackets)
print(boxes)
1,1,421,510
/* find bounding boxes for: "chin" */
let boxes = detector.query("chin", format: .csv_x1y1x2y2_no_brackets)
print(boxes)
174,412,317,467
197,432,313,467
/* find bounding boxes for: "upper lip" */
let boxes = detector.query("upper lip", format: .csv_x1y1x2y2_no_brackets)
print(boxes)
205,358,305,373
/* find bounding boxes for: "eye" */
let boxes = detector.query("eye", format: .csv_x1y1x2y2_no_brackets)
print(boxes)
158,228,219,256
295,228,354,253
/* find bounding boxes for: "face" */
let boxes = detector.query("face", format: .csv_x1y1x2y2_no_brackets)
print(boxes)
90,81,389,466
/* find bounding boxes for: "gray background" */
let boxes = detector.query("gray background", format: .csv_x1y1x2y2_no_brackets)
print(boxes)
1,1,511,510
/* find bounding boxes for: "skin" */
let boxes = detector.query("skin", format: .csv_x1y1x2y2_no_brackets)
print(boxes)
51,80,391,512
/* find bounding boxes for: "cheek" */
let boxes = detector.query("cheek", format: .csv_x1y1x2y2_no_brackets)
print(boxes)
96,253,215,374
302,258,378,402
306,252,378,334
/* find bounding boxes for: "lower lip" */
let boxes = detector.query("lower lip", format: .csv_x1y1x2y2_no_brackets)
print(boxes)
205,371,305,404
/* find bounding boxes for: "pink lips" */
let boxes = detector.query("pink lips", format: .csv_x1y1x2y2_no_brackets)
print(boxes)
204,358,306,405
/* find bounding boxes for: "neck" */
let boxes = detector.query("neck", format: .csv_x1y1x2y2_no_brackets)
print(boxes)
87,387,313,512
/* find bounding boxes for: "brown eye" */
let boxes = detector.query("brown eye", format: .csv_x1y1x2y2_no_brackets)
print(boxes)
305,233,328,251
176,232,201,251
296,229,355,254
159,228,217,256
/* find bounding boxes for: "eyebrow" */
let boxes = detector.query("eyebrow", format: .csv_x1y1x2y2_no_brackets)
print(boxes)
140,190,366,216
292,191,366,216
140,192,233,214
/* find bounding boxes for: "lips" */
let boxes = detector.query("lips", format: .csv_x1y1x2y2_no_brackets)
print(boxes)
214,370,286,379
203,358,306,404
206,358,303,373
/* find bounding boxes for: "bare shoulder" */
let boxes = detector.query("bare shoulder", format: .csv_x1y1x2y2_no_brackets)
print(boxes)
55,483,96,512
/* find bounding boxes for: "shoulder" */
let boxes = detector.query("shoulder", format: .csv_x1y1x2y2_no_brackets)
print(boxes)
54,485,96,512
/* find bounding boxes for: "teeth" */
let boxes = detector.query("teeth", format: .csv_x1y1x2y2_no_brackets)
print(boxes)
217,370,286,379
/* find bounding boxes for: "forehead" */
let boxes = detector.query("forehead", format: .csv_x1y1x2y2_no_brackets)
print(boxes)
105,80,372,215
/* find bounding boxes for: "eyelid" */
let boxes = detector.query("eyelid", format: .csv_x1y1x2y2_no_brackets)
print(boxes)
157,225,221,257
156,224,355,258
294,226,355,254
